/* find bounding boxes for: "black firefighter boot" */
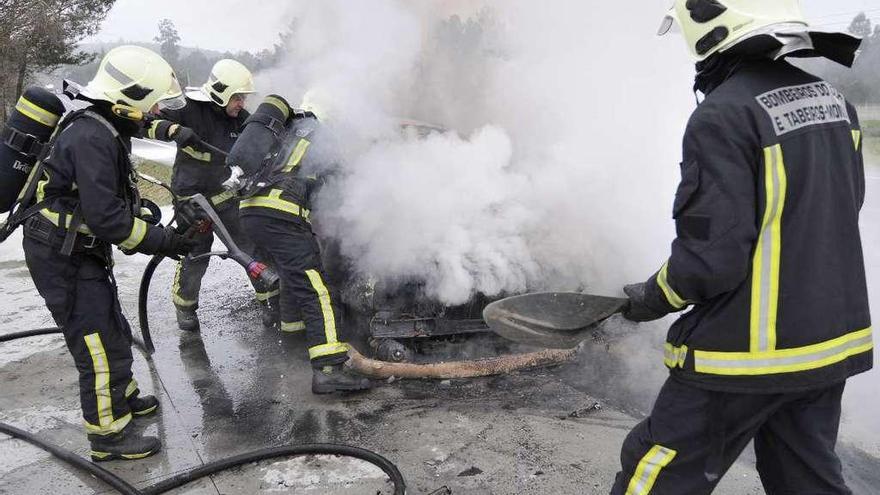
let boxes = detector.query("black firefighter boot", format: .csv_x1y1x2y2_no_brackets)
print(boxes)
129,394,159,417
176,307,200,332
89,427,161,462
260,296,280,329
312,364,372,394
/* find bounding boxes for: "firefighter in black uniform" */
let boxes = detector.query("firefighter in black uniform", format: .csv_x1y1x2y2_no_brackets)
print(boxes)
145,59,277,331
233,93,371,394
612,2,873,494
22,46,195,461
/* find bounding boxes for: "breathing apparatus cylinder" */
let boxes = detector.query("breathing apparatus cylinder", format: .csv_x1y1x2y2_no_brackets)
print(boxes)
226,94,292,176
0,87,65,213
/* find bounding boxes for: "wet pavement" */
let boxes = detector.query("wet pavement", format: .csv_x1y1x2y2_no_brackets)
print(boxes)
2,177,880,493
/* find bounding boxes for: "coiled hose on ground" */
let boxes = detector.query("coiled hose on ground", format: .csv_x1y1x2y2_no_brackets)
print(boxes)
0,328,407,495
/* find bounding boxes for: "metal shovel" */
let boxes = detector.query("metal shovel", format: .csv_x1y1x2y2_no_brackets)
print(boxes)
483,292,629,349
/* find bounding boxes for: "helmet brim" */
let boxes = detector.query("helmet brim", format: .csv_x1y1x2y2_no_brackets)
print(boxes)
158,94,187,111
185,87,213,102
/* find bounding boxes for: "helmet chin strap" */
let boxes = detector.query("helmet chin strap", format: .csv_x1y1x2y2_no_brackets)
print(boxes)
111,104,147,122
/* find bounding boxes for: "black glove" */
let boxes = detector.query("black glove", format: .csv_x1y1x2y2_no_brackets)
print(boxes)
622,282,668,323
171,125,200,147
157,228,198,260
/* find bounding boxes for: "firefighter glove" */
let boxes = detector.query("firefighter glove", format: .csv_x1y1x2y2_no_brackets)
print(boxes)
157,228,198,260
170,125,200,148
623,282,668,323
222,165,245,191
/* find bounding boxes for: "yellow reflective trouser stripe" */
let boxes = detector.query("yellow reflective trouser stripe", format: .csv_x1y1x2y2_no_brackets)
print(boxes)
83,333,131,435
852,130,862,151
172,262,197,308
119,217,148,250
125,379,138,398
264,95,291,121
305,269,348,359
309,342,351,358
182,146,212,162
282,139,311,172
663,344,687,369
656,261,687,309
750,144,786,353
16,96,61,127
240,193,311,219
694,327,874,376
256,288,280,302
281,321,306,333
625,444,677,495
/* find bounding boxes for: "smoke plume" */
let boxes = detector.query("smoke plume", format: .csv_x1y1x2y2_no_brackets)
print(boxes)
257,0,694,304
253,0,880,456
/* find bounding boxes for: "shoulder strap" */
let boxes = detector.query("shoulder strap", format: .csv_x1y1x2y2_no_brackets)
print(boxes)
0,108,111,242
82,110,130,155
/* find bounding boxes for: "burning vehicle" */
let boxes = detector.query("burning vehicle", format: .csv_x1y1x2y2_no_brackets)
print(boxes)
324,119,501,363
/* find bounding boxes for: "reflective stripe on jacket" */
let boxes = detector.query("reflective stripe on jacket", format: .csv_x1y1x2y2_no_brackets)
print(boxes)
35,105,165,254
159,98,249,198
239,116,328,224
642,59,872,393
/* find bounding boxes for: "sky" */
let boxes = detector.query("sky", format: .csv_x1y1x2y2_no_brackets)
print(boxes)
86,0,880,53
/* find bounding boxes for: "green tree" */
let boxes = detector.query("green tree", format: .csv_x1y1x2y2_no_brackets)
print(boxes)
0,0,115,122
153,19,181,68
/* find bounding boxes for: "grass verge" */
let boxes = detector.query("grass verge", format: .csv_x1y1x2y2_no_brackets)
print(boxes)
134,158,173,206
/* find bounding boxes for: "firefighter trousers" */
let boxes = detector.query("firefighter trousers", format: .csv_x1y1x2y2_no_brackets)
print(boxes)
241,214,350,367
172,200,273,311
611,376,851,495
23,234,143,437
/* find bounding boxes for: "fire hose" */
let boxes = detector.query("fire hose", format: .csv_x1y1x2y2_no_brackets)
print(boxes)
0,331,408,495
347,346,579,380
0,173,407,493
2,165,606,493
135,173,278,354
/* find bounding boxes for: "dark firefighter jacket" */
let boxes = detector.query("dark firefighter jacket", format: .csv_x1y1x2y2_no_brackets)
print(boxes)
238,115,333,224
150,97,249,200
640,59,873,394
33,104,165,255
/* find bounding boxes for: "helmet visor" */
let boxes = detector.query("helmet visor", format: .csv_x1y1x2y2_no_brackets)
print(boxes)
157,77,185,110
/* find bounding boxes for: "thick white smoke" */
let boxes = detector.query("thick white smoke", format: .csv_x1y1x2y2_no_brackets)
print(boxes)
257,0,694,304
251,0,880,456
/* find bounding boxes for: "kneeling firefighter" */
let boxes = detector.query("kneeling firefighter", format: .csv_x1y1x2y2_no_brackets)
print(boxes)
143,59,277,332
6,46,196,461
613,1,871,493
227,93,371,394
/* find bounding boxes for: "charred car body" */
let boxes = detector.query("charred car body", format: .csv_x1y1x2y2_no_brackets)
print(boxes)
228,98,496,362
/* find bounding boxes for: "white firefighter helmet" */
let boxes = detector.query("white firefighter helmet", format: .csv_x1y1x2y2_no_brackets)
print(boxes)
658,0,809,61
82,45,184,112
299,88,332,121
190,59,255,107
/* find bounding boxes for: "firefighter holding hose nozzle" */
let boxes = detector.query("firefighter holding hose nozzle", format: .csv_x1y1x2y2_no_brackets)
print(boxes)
143,59,279,332
226,91,372,394
5,46,198,462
